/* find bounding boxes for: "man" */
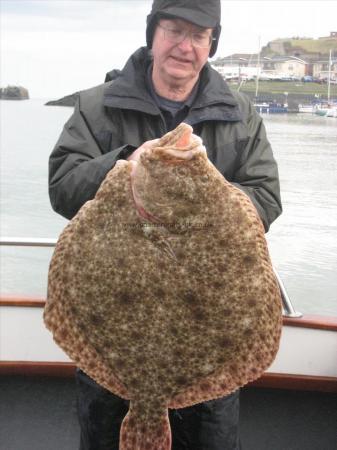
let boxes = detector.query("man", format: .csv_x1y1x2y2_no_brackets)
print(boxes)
49,1,282,449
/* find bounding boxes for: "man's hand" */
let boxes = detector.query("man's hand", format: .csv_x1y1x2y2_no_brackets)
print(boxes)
129,133,206,187
127,139,159,162
128,134,206,163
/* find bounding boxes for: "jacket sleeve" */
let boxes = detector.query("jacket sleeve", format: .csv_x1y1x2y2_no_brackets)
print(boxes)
232,101,282,232
49,97,132,220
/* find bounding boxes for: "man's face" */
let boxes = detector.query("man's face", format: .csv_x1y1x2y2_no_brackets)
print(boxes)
151,18,212,86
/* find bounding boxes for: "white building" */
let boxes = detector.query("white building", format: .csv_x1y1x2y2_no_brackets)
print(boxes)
212,55,307,80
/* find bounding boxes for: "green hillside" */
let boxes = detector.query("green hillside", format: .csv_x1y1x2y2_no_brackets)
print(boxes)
262,35,337,58
238,80,337,97
286,37,337,54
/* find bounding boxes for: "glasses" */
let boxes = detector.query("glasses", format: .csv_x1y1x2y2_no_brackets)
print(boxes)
158,24,215,49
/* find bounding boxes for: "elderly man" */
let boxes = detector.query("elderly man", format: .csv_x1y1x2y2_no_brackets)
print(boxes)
49,1,282,449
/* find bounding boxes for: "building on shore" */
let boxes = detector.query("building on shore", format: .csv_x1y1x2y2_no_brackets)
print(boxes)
312,58,337,81
212,55,307,81
212,33,337,82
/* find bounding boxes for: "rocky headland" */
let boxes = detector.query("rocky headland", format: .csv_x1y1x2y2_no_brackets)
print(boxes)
0,86,29,100
45,92,79,107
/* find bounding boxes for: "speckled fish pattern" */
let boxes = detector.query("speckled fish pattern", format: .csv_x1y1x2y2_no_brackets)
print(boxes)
45,123,282,450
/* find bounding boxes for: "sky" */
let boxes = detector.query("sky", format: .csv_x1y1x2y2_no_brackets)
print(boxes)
1,0,337,99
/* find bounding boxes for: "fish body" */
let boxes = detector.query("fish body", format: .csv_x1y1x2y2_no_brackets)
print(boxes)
45,123,282,450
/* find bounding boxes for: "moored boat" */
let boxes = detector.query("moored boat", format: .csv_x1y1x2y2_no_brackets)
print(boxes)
298,104,315,113
315,108,328,116
255,102,288,114
314,51,337,118
315,104,337,117
326,106,337,118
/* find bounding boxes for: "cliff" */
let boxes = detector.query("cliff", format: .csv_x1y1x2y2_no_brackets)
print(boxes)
0,85,29,100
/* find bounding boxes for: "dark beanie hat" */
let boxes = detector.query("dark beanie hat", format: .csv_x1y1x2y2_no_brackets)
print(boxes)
146,0,221,58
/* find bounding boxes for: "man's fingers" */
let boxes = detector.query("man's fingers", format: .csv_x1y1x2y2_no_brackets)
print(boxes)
127,138,159,161
127,136,205,163
164,145,206,160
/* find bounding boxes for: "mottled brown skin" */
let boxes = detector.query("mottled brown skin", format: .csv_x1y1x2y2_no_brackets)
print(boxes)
45,123,282,450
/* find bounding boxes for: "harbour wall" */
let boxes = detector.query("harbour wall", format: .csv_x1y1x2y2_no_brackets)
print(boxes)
240,90,335,112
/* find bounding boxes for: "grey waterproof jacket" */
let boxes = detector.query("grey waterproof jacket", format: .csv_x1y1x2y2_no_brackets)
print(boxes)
49,47,282,230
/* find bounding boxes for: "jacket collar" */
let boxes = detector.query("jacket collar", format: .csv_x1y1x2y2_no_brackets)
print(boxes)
103,47,241,122
104,48,157,115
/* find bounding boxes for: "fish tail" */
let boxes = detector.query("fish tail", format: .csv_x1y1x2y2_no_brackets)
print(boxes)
119,406,171,450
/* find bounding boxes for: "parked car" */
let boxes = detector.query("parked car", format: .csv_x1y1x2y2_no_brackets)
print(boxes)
320,77,337,84
302,75,314,82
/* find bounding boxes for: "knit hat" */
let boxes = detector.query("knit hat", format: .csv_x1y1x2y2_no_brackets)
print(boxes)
146,0,221,57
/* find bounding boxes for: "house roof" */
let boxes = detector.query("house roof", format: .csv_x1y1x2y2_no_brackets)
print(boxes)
215,54,307,65
219,53,258,61
267,56,307,64
312,58,337,65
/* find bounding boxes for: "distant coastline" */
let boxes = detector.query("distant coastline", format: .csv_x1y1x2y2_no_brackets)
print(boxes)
45,92,79,107
44,80,337,112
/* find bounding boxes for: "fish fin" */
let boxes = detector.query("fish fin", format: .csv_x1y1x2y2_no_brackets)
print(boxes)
156,238,177,261
120,404,171,450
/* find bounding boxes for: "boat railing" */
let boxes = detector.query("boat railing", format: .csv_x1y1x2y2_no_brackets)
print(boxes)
0,237,303,318
0,237,57,248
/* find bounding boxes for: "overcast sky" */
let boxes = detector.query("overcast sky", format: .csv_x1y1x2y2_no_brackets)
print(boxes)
1,0,337,99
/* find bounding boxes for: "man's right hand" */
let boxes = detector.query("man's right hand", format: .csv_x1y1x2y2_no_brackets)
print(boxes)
127,139,159,162
127,134,205,163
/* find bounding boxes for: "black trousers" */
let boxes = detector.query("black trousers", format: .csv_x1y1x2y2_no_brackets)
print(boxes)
76,369,242,450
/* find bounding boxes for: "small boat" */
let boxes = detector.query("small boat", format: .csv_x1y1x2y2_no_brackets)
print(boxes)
314,50,337,118
315,104,337,117
326,107,337,118
255,102,288,114
298,104,315,113
315,107,329,116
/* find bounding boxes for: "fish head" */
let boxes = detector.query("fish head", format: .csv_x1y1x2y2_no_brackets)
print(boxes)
131,123,210,226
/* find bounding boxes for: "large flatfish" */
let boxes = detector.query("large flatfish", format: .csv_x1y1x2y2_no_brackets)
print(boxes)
45,123,282,450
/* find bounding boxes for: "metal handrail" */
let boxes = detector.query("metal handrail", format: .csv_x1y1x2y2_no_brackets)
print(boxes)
0,237,57,247
0,236,302,318
274,269,302,318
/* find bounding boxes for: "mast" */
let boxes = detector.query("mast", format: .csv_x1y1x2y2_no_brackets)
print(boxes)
255,35,261,99
327,49,331,104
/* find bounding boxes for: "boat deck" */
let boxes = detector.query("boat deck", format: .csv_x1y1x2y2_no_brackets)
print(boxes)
1,375,336,450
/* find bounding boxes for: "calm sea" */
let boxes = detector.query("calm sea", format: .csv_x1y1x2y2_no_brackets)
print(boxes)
1,99,337,316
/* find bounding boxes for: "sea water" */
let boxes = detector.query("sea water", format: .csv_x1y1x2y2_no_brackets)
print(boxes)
1,99,336,316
